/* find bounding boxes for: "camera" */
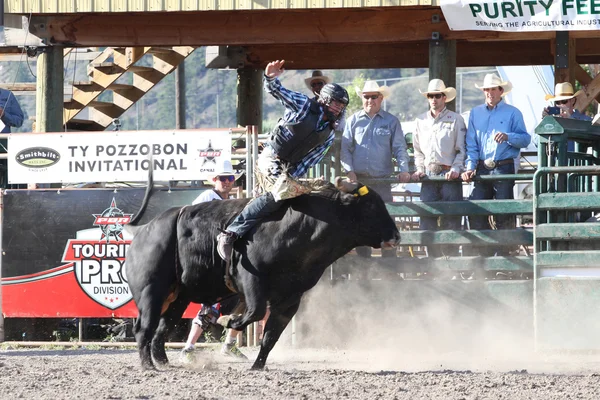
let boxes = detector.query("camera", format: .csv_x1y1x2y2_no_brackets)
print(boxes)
548,106,560,116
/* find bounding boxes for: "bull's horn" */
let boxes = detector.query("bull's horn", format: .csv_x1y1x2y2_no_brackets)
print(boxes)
335,176,358,193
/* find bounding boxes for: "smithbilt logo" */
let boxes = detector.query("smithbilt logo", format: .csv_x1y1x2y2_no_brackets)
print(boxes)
15,147,61,168
61,198,134,310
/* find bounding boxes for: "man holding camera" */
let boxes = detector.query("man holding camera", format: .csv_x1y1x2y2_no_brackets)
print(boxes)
542,82,591,122
461,73,530,257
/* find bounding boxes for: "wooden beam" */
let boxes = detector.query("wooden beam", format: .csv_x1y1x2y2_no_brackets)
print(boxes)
0,83,36,91
575,72,600,112
33,8,600,48
243,40,554,69
575,64,592,86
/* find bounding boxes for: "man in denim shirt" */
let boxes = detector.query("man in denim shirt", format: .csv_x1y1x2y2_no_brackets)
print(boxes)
0,88,24,188
411,79,466,258
341,80,410,260
461,74,530,257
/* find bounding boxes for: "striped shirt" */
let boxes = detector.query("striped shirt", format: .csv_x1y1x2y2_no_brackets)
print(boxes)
265,76,334,178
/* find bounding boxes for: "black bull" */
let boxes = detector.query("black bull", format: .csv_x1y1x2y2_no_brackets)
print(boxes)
126,178,400,370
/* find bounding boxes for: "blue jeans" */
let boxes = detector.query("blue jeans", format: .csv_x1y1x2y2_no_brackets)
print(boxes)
227,192,282,238
419,172,463,257
466,163,515,256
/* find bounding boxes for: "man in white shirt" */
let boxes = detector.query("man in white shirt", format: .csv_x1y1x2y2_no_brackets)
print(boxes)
411,79,466,257
183,160,247,359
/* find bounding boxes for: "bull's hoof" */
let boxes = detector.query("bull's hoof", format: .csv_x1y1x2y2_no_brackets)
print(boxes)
141,362,157,371
216,315,234,328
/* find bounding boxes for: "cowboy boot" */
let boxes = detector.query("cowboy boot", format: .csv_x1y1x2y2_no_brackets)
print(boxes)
217,231,238,262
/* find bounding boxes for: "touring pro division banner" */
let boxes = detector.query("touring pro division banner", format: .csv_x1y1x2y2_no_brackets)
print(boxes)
441,0,600,31
1,189,205,318
8,129,232,184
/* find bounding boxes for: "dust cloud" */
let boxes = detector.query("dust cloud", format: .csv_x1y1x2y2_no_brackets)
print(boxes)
269,256,598,375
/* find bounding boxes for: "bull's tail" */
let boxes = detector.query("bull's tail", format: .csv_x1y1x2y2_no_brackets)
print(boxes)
128,166,155,227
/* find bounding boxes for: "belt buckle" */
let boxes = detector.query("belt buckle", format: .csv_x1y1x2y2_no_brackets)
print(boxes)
428,163,442,174
483,158,496,170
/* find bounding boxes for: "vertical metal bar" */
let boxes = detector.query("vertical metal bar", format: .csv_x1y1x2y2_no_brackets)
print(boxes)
78,318,84,342
245,127,252,198
253,321,259,347
252,125,258,197
246,323,253,347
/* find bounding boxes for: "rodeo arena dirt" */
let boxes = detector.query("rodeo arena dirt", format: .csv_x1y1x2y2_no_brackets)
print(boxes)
2,279,600,400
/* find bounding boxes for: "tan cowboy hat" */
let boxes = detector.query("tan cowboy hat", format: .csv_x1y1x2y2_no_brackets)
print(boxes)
355,80,391,99
544,82,582,102
304,70,332,91
475,73,513,96
419,79,457,103
211,159,242,181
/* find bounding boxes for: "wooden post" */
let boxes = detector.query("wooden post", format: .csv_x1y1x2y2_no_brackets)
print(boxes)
175,63,186,129
554,32,576,86
429,39,457,112
36,47,64,133
237,68,263,134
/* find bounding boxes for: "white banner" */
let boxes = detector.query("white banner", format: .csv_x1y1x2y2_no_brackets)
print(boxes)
8,129,233,184
440,0,600,31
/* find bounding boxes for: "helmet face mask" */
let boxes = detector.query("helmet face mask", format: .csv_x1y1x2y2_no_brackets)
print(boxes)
319,83,349,122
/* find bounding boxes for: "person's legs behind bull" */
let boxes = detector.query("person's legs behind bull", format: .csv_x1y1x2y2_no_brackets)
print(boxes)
464,166,495,257
490,162,516,256
420,171,462,258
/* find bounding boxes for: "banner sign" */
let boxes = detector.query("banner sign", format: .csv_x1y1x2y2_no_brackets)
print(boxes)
7,129,232,184
1,188,207,318
440,0,600,31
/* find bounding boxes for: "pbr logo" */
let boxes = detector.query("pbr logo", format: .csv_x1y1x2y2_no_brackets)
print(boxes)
61,198,134,310
197,139,222,166
93,198,133,243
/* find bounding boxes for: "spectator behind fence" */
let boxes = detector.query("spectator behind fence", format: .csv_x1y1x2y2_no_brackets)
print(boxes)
341,80,410,260
411,79,466,258
461,73,530,257
182,160,247,359
542,82,591,153
0,88,24,189
305,70,331,101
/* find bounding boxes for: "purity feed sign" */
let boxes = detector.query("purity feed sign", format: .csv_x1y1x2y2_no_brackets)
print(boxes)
8,129,232,184
440,0,600,31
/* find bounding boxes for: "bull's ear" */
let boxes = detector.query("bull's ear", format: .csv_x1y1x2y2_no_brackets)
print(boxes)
335,177,358,193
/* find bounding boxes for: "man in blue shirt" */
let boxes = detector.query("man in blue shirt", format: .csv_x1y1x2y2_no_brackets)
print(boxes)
0,88,24,188
217,60,349,262
341,80,410,261
461,73,530,257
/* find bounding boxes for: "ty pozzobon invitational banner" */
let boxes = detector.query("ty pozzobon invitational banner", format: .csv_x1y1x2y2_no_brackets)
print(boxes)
7,129,232,184
440,0,600,31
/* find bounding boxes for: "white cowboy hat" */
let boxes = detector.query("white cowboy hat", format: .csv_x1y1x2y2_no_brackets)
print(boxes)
544,82,582,102
419,79,457,103
355,80,391,99
211,159,242,181
475,73,513,96
304,70,332,91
